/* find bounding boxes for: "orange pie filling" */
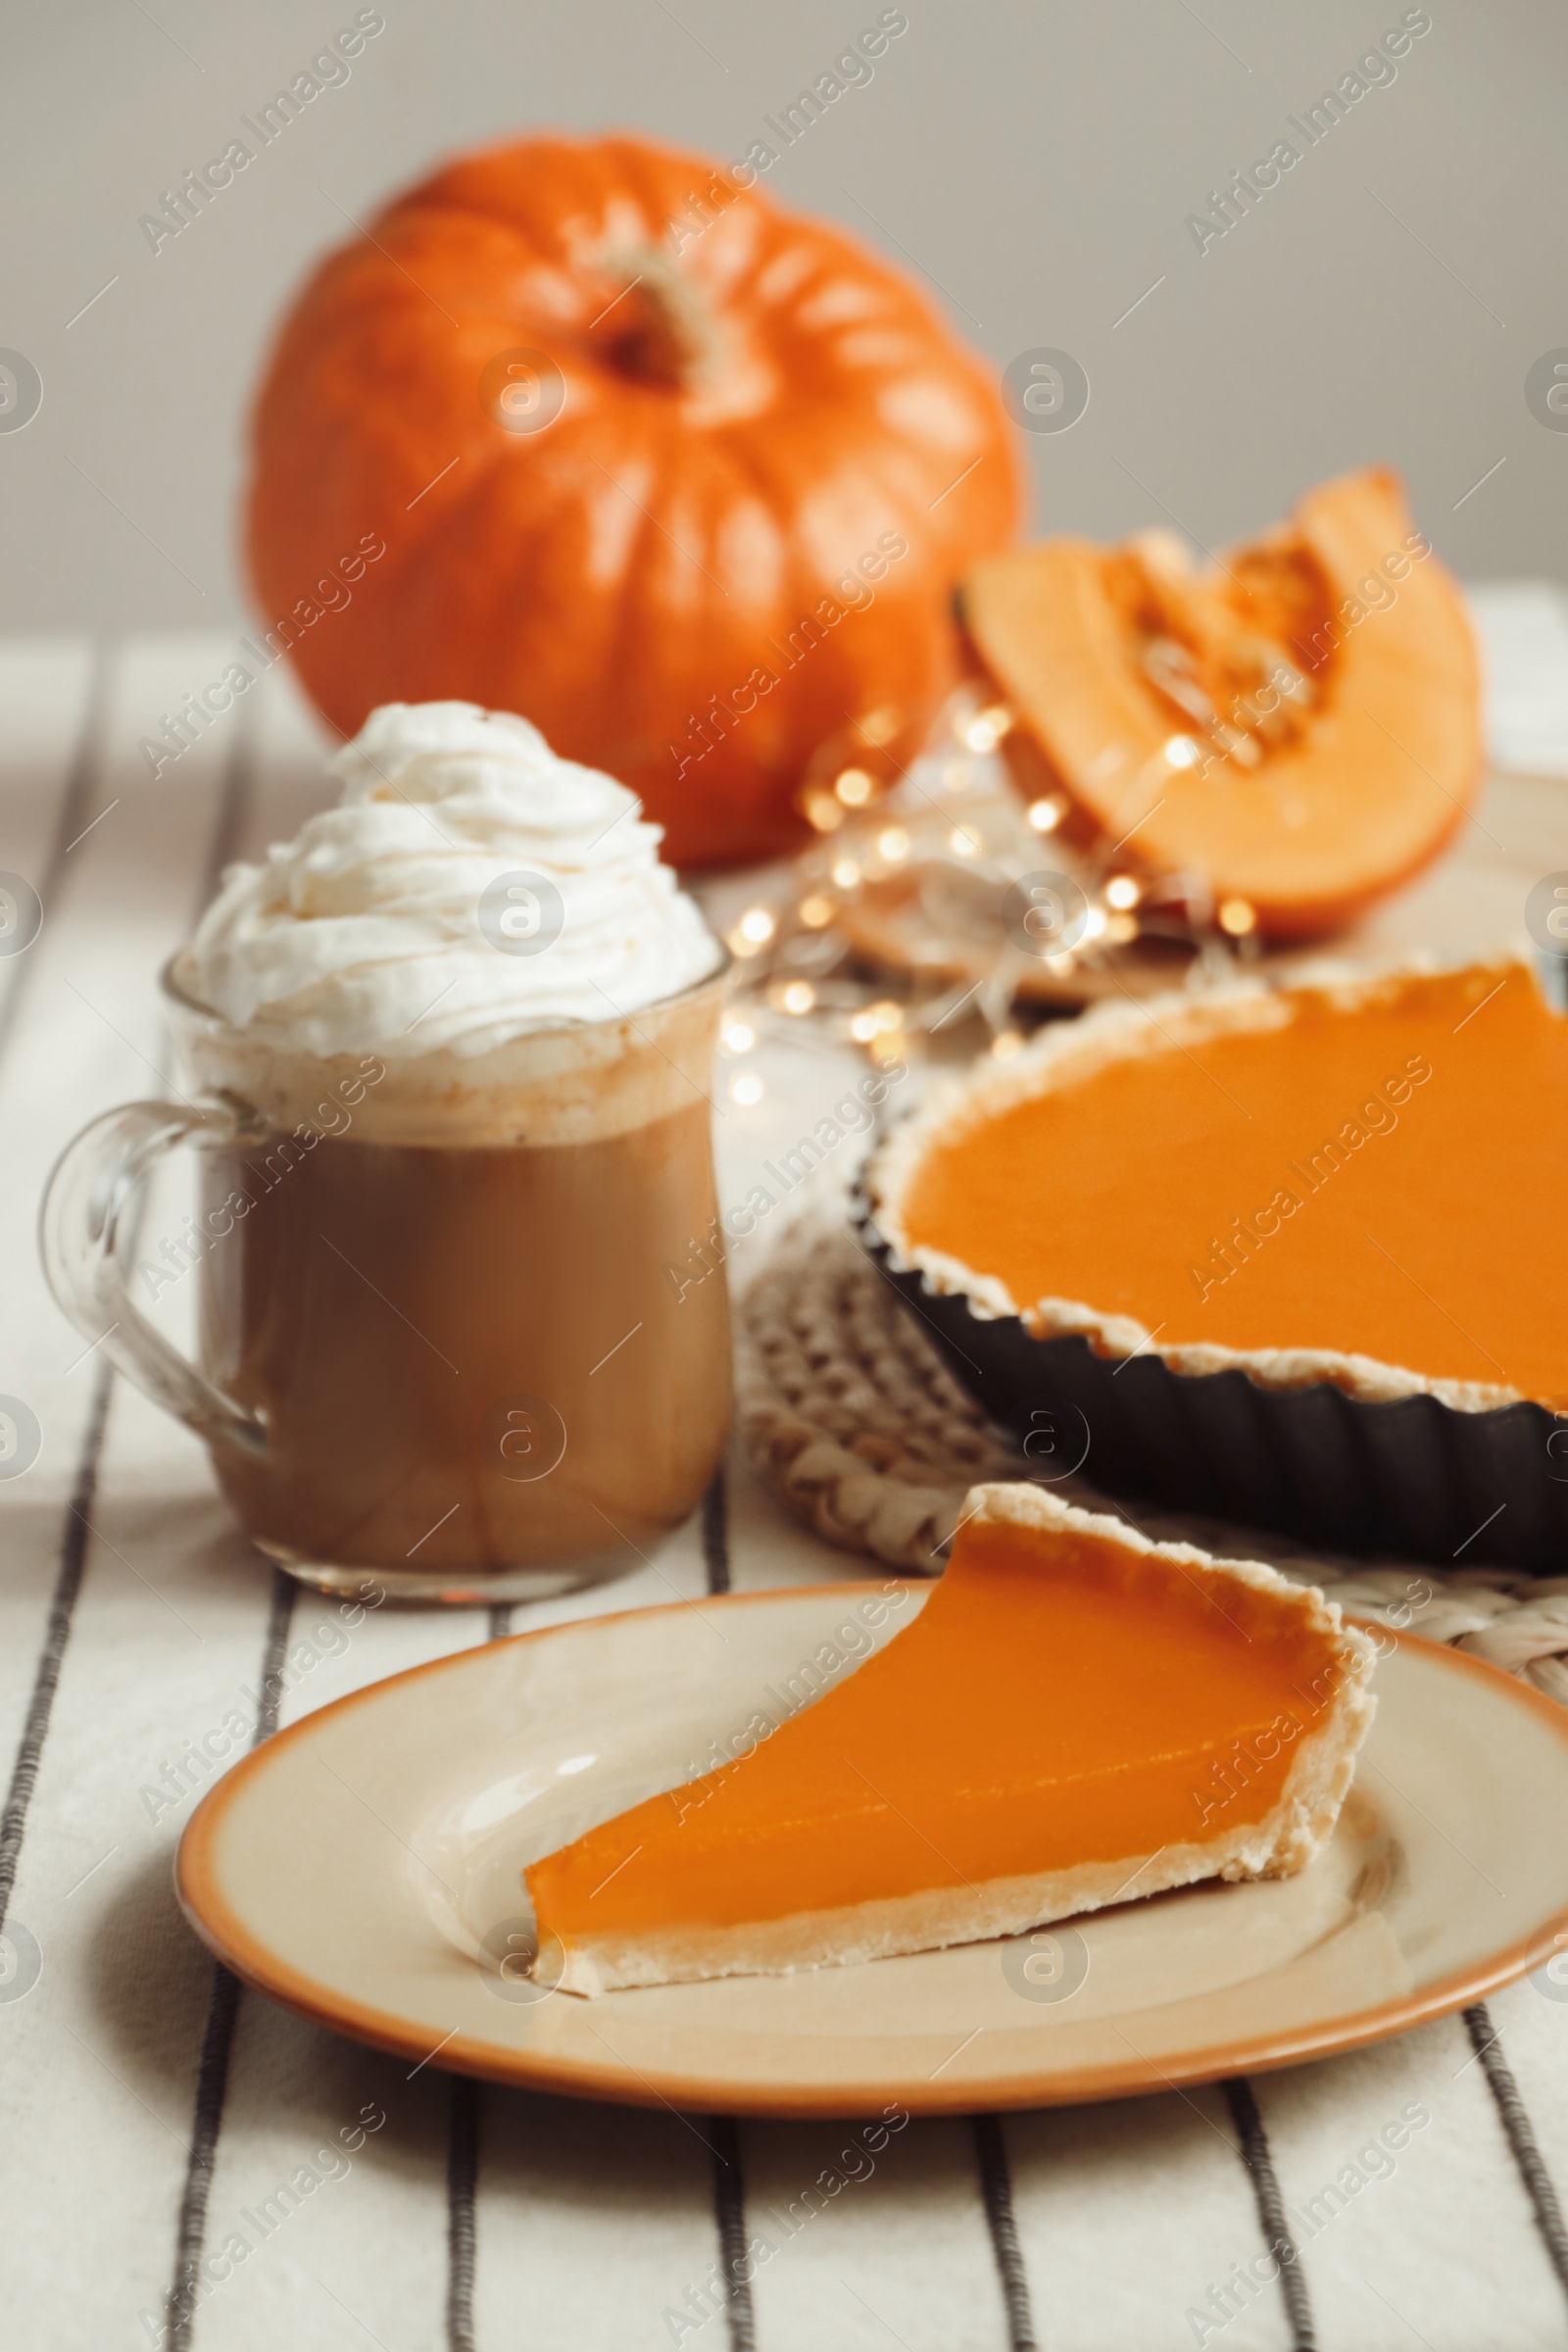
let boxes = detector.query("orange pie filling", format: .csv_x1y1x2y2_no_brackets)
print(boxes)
894,962,1562,1406
525,1488,1374,1993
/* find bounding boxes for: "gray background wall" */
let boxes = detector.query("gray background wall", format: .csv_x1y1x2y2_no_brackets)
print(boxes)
3,0,1561,632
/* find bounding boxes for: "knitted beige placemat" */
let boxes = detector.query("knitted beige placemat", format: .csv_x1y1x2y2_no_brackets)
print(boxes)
736,1206,1568,1706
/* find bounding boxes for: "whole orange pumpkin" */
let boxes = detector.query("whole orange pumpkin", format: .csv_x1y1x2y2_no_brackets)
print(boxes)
245,132,1019,864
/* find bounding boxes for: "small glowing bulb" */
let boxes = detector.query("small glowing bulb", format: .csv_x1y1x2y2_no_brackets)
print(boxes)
991,1029,1024,1059
730,1072,764,1106
738,906,776,945
1105,911,1139,945
870,1000,903,1033
834,766,874,807
849,1009,878,1042
1027,797,1064,833
1082,906,1108,943
831,858,861,890
721,1016,756,1053
803,788,844,832
961,703,1013,754
1105,874,1141,910
1218,897,1257,936
857,706,900,748
1163,735,1201,770
949,827,980,857
876,826,910,862
799,894,835,928
780,980,815,1014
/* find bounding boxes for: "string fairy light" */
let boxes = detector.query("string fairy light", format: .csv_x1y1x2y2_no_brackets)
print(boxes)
708,686,1264,1076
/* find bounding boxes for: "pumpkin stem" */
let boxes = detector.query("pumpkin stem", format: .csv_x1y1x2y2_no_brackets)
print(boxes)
596,247,722,390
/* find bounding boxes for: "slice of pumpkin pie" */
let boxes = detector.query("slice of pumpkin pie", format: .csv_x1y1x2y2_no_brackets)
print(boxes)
525,1485,1376,1994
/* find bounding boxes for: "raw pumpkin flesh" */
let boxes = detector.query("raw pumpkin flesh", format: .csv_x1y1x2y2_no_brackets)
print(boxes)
525,1492,1366,1990
900,962,1562,1403
959,467,1482,937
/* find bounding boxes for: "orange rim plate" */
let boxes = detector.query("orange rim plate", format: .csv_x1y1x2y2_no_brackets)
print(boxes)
177,1583,1568,2118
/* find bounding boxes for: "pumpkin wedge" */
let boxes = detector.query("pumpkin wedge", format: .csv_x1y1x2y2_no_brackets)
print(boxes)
959,467,1482,938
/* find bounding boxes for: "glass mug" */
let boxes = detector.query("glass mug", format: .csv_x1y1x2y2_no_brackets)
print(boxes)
42,961,733,1602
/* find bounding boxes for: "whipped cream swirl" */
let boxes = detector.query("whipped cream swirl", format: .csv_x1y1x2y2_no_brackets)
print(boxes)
177,703,722,1057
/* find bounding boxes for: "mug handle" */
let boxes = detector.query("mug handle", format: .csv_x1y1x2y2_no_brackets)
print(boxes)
40,1100,269,1455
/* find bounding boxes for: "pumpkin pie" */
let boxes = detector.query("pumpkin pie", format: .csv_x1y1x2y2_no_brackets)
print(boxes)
525,1485,1375,1994
869,958,1555,1410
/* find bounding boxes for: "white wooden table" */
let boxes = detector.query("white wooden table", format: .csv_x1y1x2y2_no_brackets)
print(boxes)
4,630,1568,2352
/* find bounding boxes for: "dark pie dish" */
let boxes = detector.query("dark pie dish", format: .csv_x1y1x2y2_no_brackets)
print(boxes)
860,959,1568,1572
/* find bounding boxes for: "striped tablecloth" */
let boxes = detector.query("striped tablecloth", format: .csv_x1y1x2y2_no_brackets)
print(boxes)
6,631,1568,2352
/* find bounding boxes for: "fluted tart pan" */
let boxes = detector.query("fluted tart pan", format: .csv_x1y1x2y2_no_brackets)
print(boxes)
861,961,1567,1573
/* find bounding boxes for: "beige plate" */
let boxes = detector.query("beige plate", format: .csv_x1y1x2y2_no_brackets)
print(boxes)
177,1583,1568,2118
